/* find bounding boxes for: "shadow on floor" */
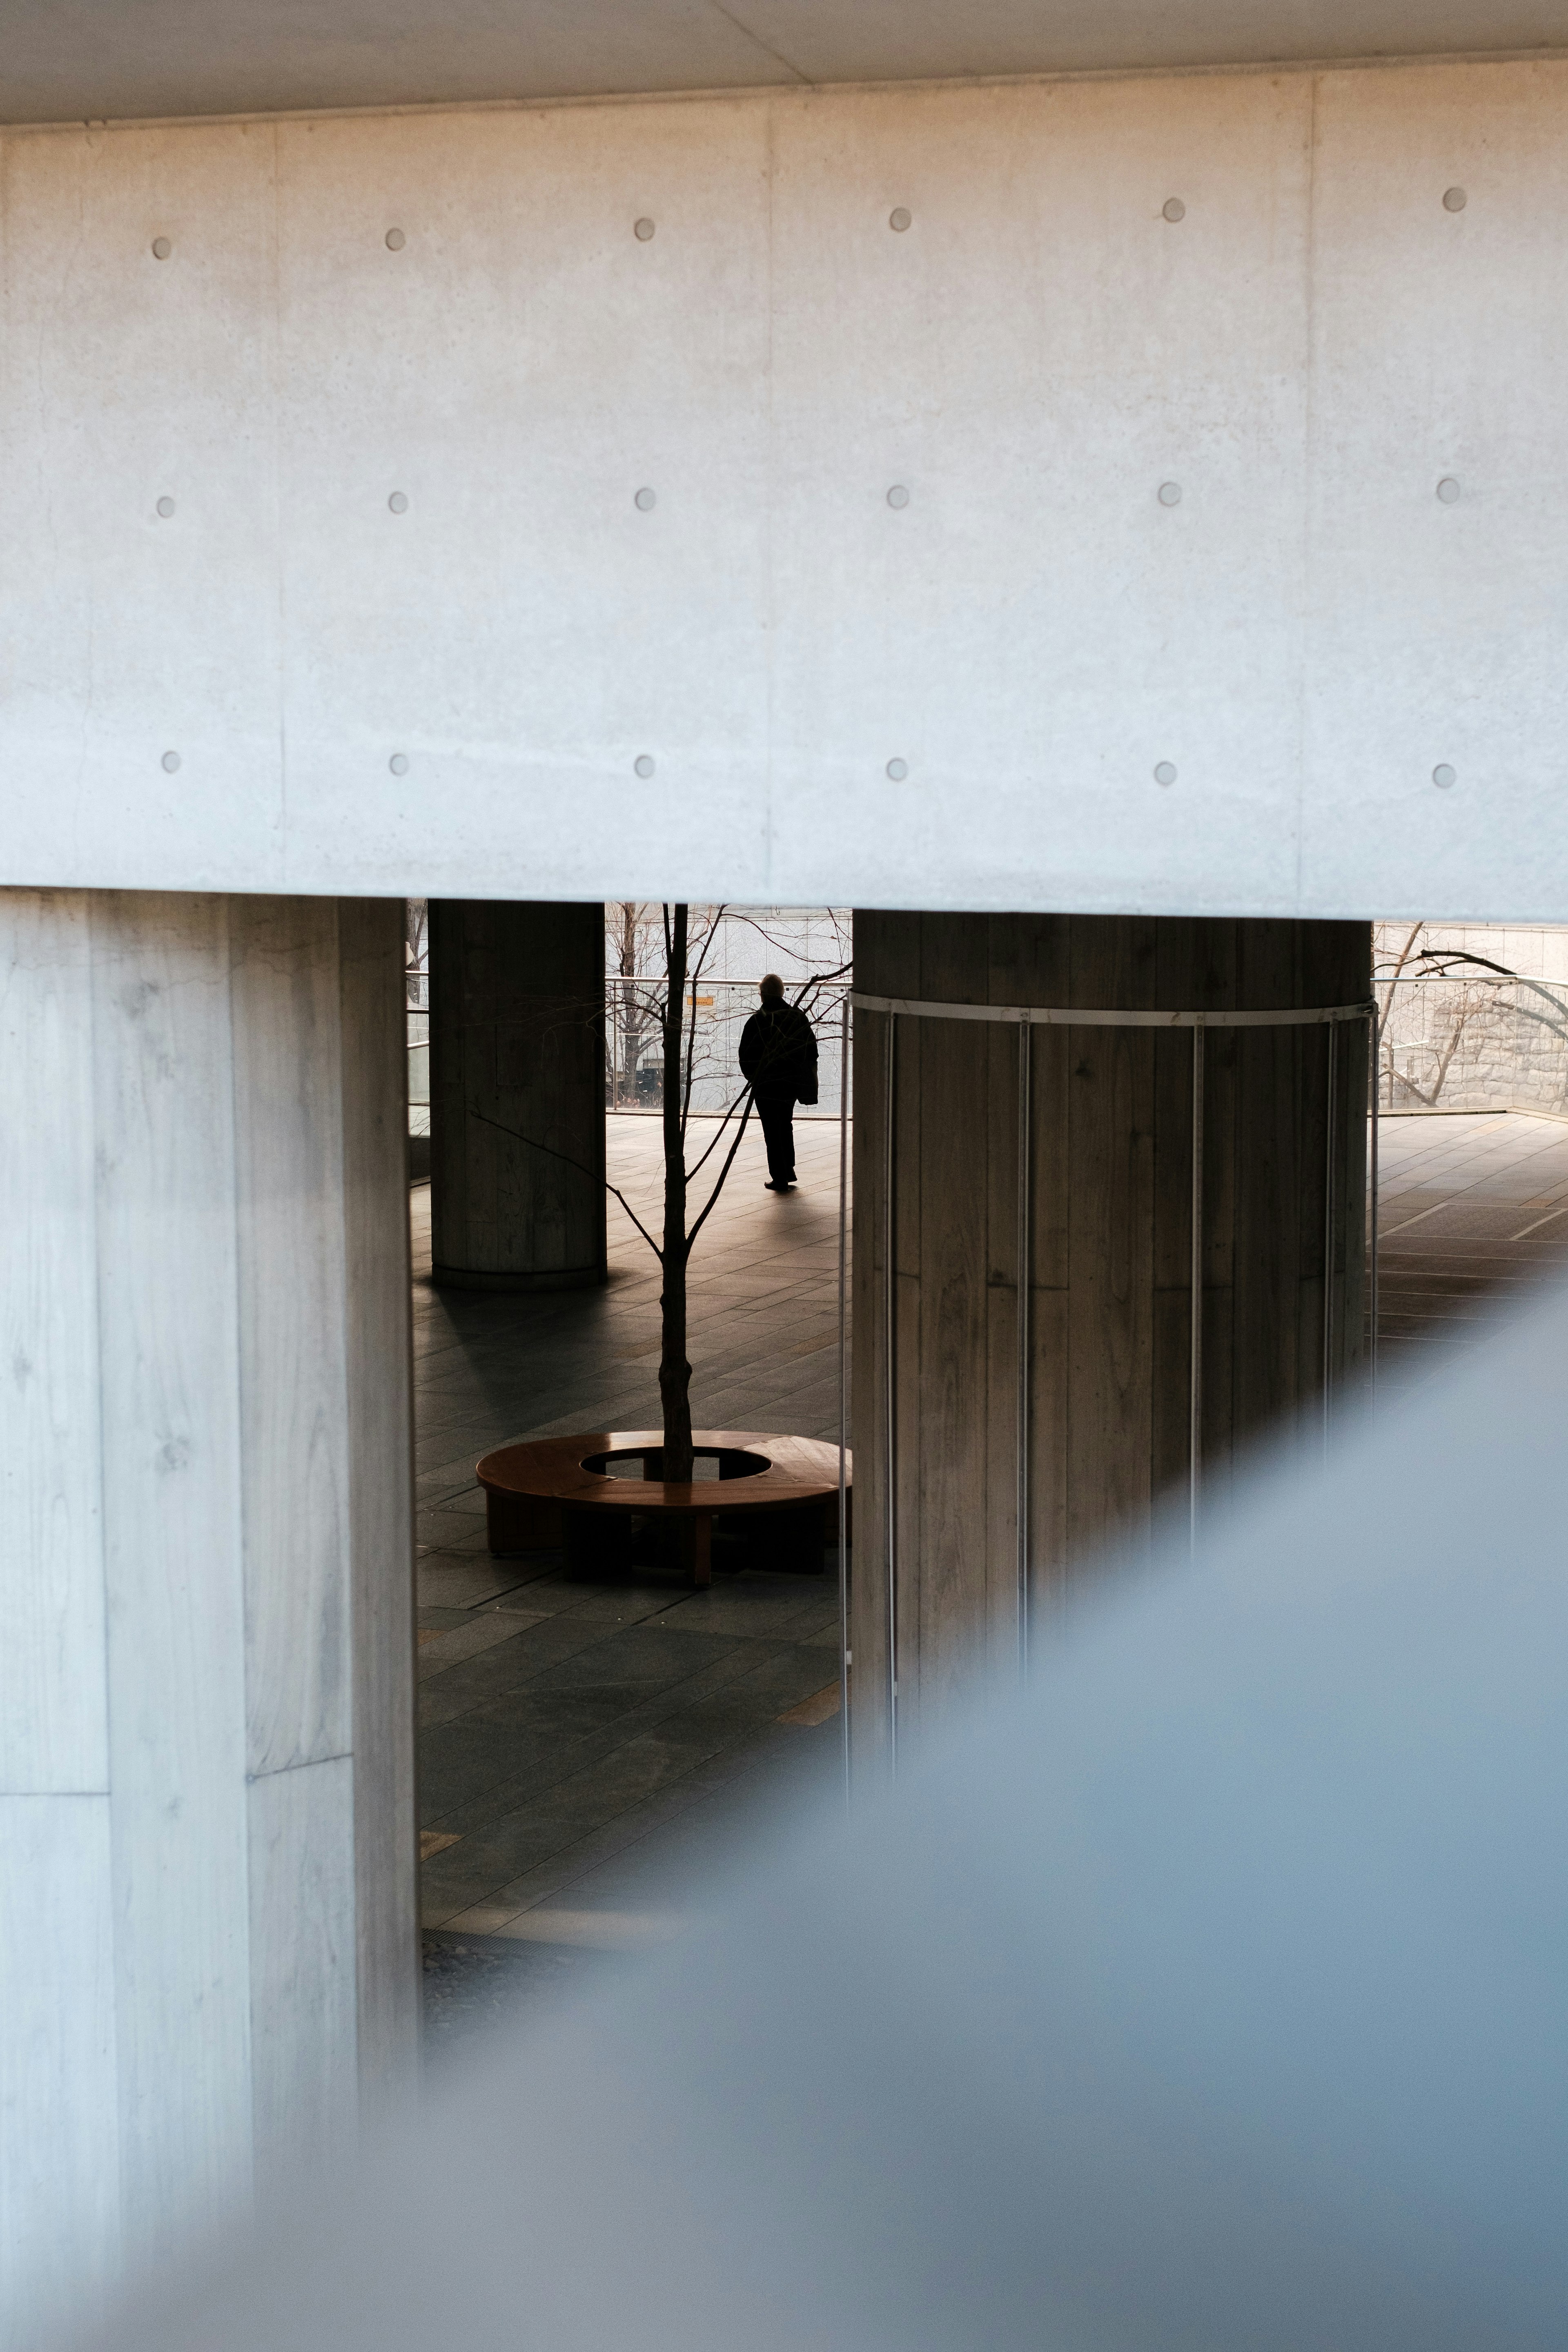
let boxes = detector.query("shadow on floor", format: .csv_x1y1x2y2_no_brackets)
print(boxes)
413,1116,852,2042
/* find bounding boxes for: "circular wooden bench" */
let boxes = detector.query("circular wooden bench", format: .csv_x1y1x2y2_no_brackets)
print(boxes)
475,1430,852,1587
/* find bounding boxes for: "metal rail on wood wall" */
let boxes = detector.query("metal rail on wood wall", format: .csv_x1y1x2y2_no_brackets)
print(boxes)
836,991,851,1806
853,993,1378,1692
1016,1024,1032,1671
1190,1025,1205,1550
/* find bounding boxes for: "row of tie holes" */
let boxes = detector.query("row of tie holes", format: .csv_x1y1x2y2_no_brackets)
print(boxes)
150,186,1472,789
147,190,1472,521
153,750,1460,791
144,182,1472,262
145,474,1469,519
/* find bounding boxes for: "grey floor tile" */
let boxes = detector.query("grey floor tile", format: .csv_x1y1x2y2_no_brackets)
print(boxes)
416,1555,536,1610
414,1113,853,1951
418,1611,551,1679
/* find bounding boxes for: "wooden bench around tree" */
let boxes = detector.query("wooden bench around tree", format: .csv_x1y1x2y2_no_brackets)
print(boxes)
475,1430,852,1588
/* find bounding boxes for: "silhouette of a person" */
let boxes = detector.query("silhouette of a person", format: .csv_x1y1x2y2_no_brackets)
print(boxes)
739,975,818,1192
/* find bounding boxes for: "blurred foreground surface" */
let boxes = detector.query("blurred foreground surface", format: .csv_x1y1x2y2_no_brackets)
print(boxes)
66,1270,1568,2352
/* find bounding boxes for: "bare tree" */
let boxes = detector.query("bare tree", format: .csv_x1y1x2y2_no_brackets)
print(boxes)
606,901,662,1107
650,905,848,1479
405,899,429,1006
1374,924,1568,1109
478,903,851,1478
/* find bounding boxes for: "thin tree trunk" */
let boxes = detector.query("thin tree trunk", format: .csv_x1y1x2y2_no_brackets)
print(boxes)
616,903,639,1109
658,904,695,1482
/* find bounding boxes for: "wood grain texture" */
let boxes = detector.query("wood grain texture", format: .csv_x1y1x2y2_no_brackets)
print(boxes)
849,910,917,1775
0,891,109,1796
980,933,1020,1674
246,1757,359,2198
89,891,256,2256
336,898,420,2116
848,994,886,1773
853,910,1370,1760
4,890,423,2335
913,915,993,1732
0,1793,120,2352
231,898,352,1778
1067,918,1156,1562
429,900,606,1287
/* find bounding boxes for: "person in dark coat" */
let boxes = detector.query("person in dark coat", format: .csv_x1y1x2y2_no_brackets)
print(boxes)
739,975,818,1191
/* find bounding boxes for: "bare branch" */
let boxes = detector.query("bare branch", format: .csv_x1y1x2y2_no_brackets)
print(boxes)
1409,951,1568,1045
1373,920,1426,1049
684,1082,755,1183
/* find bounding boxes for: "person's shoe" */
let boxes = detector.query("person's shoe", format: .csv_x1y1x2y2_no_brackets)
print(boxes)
764,1179,786,1191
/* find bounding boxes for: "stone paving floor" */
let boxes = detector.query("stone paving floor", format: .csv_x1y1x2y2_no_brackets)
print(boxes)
414,1111,851,1998
414,1104,1568,2047
1375,1109,1568,1384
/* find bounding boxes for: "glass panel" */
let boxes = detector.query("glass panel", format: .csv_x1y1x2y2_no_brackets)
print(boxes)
604,977,850,1118
1376,976,1568,1113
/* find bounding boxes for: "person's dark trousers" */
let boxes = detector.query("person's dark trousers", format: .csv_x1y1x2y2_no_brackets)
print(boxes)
756,1089,797,1186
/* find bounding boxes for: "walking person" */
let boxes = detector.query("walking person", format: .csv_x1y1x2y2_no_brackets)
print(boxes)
739,974,818,1191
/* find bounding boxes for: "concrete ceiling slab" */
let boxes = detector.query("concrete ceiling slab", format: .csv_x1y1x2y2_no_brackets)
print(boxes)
3,0,1568,125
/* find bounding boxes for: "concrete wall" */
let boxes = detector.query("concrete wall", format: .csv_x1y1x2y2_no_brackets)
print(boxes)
0,891,419,2348
4,59,1568,919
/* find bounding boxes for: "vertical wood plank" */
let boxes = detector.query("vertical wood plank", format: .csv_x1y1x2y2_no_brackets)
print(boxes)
982,919,1021,1667
0,1794,120,2352
1066,918,1155,1561
848,989,888,1772
914,915,991,1729
850,910,920,1773
1150,918,1197,1503
90,891,255,2256
1336,1010,1370,1381
891,924,924,1751
0,891,110,1795
1310,922,1371,1387
1022,920,1072,1603
1234,919,1304,1445
247,1758,358,2198
230,898,352,1777
336,898,420,2112
1200,935,1241,1498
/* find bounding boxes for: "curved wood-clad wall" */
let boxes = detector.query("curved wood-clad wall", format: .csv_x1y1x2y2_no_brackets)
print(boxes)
851,911,1370,1764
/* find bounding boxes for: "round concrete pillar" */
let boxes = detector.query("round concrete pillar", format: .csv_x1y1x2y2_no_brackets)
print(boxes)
428,900,607,1292
0,889,418,2350
851,911,1371,1767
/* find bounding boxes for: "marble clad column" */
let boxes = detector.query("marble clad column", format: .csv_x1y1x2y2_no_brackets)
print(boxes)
851,911,1371,1772
429,900,607,1292
0,890,418,2349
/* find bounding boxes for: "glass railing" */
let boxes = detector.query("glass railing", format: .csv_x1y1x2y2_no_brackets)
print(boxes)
605,976,851,1118
405,977,851,1137
1376,973,1568,1114
407,997,429,1138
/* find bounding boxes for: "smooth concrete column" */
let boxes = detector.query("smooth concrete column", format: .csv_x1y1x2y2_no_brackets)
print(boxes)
0,891,418,2350
851,912,1370,1769
429,900,606,1291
